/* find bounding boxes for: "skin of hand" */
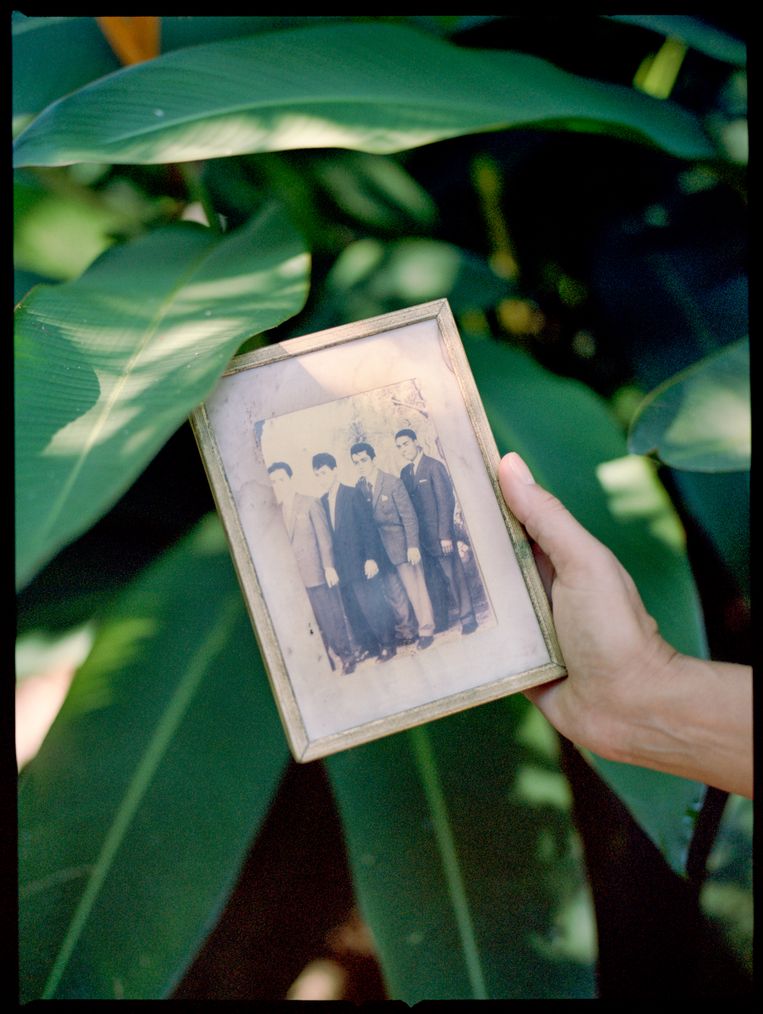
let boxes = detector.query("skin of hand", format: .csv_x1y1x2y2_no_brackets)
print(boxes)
407,547,422,565
498,452,752,798
441,539,453,555
324,567,339,588
364,559,379,580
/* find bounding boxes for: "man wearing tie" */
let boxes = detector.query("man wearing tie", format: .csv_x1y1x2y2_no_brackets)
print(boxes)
268,461,356,676
350,441,435,650
312,452,398,663
394,428,478,636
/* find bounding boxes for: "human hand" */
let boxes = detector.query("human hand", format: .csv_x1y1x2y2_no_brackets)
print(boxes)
325,567,339,588
440,539,453,555
364,559,379,580
498,452,752,797
498,452,676,761
407,547,422,565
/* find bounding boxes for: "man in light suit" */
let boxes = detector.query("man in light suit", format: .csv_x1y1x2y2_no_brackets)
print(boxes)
350,441,435,650
268,461,356,676
394,429,478,636
312,452,398,664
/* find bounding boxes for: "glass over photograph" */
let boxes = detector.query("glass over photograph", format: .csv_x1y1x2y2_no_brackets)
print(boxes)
194,301,563,760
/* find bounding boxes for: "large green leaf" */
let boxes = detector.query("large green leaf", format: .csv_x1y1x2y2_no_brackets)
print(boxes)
328,697,596,1000
12,15,120,124
628,338,750,472
14,205,309,589
464,333,707,872
18,514,291,1000
13,22,714,169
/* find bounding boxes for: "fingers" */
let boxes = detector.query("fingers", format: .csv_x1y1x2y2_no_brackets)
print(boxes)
498,452,608,584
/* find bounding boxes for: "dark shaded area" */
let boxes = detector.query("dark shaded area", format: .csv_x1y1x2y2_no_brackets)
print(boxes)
173,759,388,1002
560,738,751,998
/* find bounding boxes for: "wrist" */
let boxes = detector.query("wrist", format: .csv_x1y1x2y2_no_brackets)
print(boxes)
607,651,752,797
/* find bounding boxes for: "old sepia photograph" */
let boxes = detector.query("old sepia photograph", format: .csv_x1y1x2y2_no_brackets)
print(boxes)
192,300,564,760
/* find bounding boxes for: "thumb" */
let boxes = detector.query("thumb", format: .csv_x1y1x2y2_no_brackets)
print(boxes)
498,452,606,583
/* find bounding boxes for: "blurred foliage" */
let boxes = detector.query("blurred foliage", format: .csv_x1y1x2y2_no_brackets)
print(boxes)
14,13,748,1002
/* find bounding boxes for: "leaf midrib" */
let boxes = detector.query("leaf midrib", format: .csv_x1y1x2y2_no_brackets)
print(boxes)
41,593,241,999
32,232,219,557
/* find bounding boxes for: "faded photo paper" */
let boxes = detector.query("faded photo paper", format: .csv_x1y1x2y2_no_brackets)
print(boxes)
197,305,559,759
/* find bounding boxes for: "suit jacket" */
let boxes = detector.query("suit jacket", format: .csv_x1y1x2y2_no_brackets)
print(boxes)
401,454,456,557
322,483,391,584
283,493,334,589
360,469,420,567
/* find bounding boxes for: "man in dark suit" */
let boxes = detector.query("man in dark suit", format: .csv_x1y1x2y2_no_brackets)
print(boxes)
350,441,435,650
394,429,478,636
268,461,356,676
312,452,397,663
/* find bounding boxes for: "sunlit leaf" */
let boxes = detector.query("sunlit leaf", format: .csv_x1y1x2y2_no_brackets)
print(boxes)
301,237,512,333
328,697,596,1000
15,206,309,589
464,332,707,873
14,170,142,281
18,515,291,1000
628,338,750,472
13,21,714,169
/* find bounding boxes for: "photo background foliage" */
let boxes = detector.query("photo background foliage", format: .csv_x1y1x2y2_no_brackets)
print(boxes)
14,14,750,1001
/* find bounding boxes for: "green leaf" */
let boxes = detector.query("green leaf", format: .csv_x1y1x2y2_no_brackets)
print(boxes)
18,514,291,1000
12,15,120,123
628,338,750,472
301,237,512,333
610,15,747,67
327,697,596,1001
14,205,309,589
465,333,707,873
13,22,714,169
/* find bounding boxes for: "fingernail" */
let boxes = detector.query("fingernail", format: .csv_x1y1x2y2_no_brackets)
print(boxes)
508,452,535,485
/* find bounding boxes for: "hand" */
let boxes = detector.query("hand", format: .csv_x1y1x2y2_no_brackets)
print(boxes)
407,547,422,565
324,567,339,588
364,559,379,580
440,539,453,555
498,452,752,797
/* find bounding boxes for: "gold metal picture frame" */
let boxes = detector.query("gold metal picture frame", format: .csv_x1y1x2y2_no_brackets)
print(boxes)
191,299,564,761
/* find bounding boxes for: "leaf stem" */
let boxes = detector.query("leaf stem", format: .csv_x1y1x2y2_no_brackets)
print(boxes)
409,725,488,999
178,162,222,233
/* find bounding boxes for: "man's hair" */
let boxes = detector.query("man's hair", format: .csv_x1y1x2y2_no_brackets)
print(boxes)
350,441,375,460
395,428,417,443
267,461,292,478
312,452,337,471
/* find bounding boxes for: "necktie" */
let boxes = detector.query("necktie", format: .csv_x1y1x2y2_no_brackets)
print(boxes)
359,477,372,504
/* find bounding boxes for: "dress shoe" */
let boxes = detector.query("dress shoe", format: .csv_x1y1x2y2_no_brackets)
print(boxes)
375,647,396,663
417,635,434,650
397,634,417,646
354,648,374,663
342,659,356,676
461,619,478,635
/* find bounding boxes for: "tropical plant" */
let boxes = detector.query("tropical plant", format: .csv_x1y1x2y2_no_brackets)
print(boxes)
15,14,750,1001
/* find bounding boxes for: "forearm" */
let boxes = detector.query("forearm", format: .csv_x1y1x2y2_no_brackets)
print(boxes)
610,654,753,798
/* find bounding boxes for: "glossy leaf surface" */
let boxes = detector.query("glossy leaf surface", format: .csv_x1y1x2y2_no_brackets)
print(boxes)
465,333,707,869
628,338,750,472
13,22,714,168
18,515,291,1000
328,698,597,1000
15,207,309,588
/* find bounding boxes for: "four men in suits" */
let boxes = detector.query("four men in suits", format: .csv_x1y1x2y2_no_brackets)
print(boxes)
269,429,478,676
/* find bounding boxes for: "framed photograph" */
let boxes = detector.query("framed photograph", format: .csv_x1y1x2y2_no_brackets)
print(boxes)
191,299,564,761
